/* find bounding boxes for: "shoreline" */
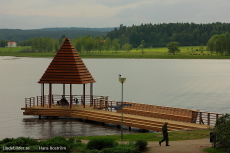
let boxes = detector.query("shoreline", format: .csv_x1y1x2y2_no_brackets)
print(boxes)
1,53,230,59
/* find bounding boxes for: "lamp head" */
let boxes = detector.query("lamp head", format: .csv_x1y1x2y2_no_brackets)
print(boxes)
119,77,126,83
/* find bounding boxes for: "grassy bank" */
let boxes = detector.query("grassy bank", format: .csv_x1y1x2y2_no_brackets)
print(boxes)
75,129,210,142
1,46,230,59
1,52,230,59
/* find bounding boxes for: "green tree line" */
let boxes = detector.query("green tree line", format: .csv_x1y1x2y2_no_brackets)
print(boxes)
107,22,230,47
16,36,124,53
0,27,113,43
14,37,60,52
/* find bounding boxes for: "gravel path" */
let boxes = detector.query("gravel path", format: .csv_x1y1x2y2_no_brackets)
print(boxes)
146,138,211,153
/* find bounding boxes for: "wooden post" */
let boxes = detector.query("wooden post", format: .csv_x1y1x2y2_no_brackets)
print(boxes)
70,84,72,109
83,84,86,108
216,114,219,122
90,83,93,106
30,98,31,108
49,83,52,108
52,95,54,104
37,96,39,106
63,84,65,97
199,112,202,124
93,99,95,109
42,83,44,107
40,84,42,107
208,113,210,125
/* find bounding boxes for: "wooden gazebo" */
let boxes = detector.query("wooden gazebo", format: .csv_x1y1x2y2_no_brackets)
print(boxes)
38,38,96,109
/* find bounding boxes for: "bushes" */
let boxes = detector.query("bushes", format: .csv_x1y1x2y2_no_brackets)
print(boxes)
39,136,78,152
0,137,39,147
87,138,147,153
101,144,138,153
135,140,148,151
213,113,230,151
0,137,40,152
0,136,148,152
86,138,118,150
0,136,77,152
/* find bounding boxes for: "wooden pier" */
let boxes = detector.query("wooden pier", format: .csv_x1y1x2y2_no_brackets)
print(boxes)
21,95,222,132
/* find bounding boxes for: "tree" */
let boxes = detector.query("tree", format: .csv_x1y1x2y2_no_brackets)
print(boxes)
206,34,227,55
119,34,128,48
138,40,145,54
226,32,230,55
213,114,230,152
104,37,111,51
59,35,66,45
112,38,119,52
94,36,104,52
199,45,205,53
166,42,180,55
0,40,8,47
122,43,132,52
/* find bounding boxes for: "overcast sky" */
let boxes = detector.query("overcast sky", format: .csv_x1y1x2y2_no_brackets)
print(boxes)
0,0,230,29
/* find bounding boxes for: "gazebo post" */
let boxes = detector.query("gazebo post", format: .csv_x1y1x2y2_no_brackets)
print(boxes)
63,84,65,97
41,84,43,107
90,83,93,106
70,84,72,109
42,83,44,107
83,84,86,108
49,83,52,108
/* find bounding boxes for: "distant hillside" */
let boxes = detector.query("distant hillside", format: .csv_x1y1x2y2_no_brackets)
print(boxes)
0,27,115,42
107,22,230,47
39,27,115,32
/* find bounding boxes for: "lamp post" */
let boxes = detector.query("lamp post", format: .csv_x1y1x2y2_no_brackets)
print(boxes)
119,77,126,140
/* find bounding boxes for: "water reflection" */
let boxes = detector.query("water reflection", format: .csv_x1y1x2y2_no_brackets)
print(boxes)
22,117,140,139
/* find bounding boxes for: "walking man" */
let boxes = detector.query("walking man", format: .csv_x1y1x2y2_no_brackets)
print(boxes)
159,122,170,146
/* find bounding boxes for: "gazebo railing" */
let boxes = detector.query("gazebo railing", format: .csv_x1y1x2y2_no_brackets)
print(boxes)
26,94,108,107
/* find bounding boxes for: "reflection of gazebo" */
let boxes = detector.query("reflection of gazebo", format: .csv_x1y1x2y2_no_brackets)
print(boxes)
38,38,95,109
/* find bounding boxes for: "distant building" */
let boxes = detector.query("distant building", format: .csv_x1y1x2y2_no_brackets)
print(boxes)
7,42,17,47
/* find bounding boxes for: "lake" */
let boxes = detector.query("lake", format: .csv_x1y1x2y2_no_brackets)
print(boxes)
0,56,229,139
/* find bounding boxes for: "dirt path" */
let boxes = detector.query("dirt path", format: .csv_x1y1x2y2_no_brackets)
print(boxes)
146,138,211,153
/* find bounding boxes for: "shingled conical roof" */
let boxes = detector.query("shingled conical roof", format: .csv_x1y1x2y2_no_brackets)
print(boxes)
38,38,96,84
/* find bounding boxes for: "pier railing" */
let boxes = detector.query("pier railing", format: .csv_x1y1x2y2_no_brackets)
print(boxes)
196,112,223,126
25,97,36,108
25,95,223,126
92,99,223,126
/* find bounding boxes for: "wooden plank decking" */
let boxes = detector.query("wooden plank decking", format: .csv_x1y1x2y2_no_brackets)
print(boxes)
21,104,211,132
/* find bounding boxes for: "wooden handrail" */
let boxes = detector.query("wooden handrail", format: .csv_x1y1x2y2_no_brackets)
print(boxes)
92,99,223,125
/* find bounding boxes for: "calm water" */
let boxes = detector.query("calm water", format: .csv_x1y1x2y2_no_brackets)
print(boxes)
0,56,230,139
